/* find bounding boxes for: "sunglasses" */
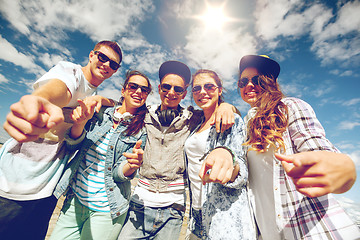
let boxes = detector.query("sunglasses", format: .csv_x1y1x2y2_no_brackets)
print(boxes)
160,83,185,95
127,82,151,95
94,51,120,71
192,83,218,94
238,75,262,88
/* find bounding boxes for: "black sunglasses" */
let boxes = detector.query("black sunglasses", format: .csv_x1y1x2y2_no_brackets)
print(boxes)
127,82,151,94
192,83,218,93
160,83,185,95
238,75,261,88
94,51,120,71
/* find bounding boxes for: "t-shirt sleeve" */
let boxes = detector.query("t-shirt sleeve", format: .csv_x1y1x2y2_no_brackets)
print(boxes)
33,61,79,96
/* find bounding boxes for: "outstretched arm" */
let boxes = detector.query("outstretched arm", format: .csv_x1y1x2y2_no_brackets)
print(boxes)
276,151,356,198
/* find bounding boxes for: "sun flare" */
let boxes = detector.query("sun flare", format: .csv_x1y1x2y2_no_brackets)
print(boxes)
198,4,231,30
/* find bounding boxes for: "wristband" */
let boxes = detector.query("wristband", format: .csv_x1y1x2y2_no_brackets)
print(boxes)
214,146,236,164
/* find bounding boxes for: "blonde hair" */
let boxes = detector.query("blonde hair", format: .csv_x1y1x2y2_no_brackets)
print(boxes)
244,75,288,153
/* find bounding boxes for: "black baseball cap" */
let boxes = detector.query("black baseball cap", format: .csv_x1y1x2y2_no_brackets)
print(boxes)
159,60,191,85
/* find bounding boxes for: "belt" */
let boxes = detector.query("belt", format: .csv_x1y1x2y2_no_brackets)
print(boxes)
170,203,186,212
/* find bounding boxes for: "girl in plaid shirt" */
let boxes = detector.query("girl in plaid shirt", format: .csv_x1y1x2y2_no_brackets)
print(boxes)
238,55,359,240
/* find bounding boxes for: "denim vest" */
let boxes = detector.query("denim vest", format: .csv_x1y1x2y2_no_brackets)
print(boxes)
54,106,146,219
139,105,202,192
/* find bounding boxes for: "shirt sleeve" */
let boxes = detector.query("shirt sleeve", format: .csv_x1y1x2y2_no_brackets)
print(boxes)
284,97,339,153
209,114,248,189
33,61,79,96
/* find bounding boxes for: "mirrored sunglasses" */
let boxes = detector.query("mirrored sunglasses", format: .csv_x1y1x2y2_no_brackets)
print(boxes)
160,83,185,95
127,82,151,94
94,51,120,71
238,75,261,88
192,83,218,93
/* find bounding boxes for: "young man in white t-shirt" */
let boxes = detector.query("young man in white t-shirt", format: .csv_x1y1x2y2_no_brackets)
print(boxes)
0,40,122,240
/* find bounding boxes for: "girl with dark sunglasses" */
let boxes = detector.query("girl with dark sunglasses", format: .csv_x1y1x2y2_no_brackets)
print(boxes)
239,55,359,239
184,69,256,240
50,70,152,240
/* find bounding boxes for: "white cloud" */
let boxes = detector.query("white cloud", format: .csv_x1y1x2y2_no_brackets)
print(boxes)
253,0,360,67
342,98,360,107
348,151,360,168
338,121,360,130
0,35,41,74
0,73,9,84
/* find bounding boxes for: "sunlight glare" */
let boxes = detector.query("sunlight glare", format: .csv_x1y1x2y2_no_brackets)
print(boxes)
199,5,230,30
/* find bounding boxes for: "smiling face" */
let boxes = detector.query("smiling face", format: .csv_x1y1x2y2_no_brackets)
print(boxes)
192,73,222,114
88,45,121,86
121,75,149,113
239,67,262,107
158,74,187,110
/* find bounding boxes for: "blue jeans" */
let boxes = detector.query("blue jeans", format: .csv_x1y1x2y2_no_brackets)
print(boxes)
187,208,204,239
118,201,184,240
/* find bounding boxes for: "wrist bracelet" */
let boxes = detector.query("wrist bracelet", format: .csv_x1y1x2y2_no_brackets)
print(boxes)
214,146,236,164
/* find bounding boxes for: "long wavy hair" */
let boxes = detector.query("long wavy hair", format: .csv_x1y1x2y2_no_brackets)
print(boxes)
120,70,152,136
244,75,288,153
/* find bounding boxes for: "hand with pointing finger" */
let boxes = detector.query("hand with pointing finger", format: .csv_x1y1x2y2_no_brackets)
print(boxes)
3,95,64,142
275,151,356,198
123,140,144,177
199,147,239,185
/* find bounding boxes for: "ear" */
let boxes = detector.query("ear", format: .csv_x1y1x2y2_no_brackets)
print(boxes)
158,84,161,93
218,87,223,96
121,87,125,97
89,50,95,63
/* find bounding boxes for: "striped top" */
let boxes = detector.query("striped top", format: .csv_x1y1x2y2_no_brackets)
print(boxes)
72,128,115,212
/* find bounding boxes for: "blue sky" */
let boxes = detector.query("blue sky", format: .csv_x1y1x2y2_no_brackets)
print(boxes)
0,0,359,223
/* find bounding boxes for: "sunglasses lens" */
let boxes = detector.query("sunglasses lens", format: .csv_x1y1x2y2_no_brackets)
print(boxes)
238,78,248,88
204,83,216,91
141,86,150,94
109,61,120,70
174,86,185,93
128,83,138,90
95,51,119,70
97,52,108,63
252,76,260,86
192,85,201,92
128,83,150,94
161,84,171,91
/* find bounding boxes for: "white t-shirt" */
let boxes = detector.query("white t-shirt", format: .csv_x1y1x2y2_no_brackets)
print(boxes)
184,128,210,210
0,61,97,200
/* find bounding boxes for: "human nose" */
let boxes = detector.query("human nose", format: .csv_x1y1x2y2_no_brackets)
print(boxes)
199,86,207,94
167,86,176,95
102,60,111,69
135,87,142,94
246,80,255,87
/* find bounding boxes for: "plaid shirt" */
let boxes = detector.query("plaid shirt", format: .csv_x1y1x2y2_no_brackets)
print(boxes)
247,97,360,239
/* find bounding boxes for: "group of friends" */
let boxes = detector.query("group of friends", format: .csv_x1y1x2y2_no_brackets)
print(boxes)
0,40,359,240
